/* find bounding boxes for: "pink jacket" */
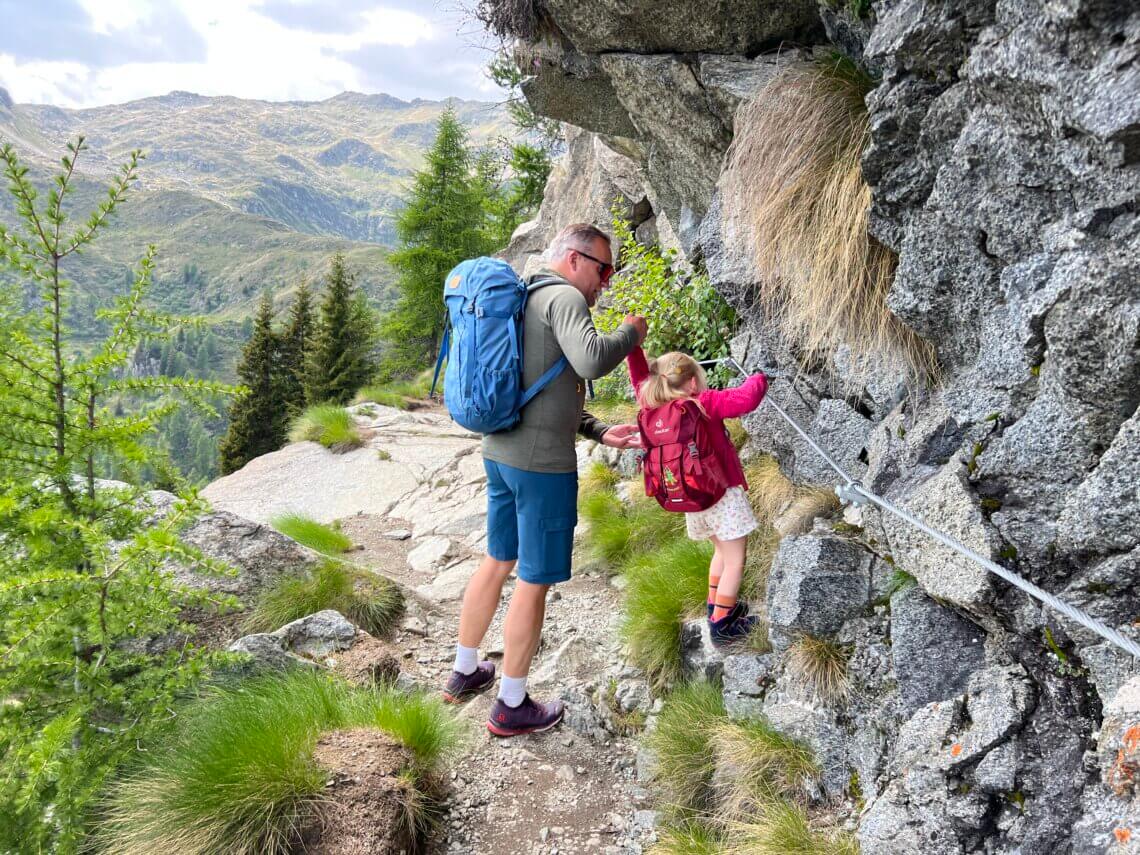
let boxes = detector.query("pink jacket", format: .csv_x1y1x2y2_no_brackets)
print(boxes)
627,346,768,490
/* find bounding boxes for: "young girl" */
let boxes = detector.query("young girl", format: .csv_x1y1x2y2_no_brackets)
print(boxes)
627,346,768,644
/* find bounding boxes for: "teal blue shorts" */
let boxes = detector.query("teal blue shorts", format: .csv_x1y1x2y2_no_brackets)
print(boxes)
484,459,578,585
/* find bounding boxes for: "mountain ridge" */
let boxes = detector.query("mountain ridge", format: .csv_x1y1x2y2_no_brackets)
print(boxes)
0,86,511,325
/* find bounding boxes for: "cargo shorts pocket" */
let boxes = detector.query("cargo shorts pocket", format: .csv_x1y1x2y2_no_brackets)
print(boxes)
538,516,576,581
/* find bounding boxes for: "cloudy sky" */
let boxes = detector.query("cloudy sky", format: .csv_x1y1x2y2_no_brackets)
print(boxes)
0,0,504,107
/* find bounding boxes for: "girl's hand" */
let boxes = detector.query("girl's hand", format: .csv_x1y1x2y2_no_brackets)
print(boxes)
601,423,641,449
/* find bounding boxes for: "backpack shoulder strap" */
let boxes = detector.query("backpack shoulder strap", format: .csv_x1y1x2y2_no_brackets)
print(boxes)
519,356,568,408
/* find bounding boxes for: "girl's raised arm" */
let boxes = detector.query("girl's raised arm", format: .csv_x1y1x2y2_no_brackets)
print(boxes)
699,373,768,420
627,345,650,393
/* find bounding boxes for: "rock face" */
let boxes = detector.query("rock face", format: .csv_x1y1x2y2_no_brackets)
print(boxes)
503,0,1140,848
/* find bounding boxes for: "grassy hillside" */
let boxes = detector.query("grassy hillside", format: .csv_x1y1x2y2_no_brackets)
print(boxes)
0,88,509,329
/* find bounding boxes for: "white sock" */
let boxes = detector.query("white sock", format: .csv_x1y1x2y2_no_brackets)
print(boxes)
498,675,528,708
453,644,478,676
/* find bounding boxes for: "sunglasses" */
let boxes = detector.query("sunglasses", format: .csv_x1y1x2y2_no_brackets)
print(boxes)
574,249,615,283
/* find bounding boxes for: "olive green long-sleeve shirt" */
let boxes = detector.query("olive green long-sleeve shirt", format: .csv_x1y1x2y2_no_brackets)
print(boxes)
482,270,639,474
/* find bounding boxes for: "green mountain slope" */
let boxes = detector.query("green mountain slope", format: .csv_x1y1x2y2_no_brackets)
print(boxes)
0,87,509,326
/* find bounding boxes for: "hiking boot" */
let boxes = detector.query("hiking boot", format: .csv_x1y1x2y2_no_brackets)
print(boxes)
709,602,758,647
442,661,495,703
486,694,565,737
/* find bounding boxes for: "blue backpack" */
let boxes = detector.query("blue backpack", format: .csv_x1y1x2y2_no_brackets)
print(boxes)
430,257,567,434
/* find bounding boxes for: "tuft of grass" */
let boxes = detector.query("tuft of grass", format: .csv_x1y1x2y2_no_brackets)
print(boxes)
726,419,749,451
724,801,859,855
772,489,840,537
643,681,727,816
621,539,714,689
712,718,820,818
581,460,621,498
744,619,773,654
652,819,724,854
883,568,917,600
745,456,797,523
270,513,353,556
586,393,639,426
289,404,364,452
724,56,937,386
786,635,851,703
246,559,404,637
580,486,685,574
745,455,839,537
99,670,463,855
354,372,432,410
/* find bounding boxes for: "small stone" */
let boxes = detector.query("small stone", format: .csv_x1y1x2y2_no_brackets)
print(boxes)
556,764,575,781
540,827,550,842
383,529,412,540
400,615,427,636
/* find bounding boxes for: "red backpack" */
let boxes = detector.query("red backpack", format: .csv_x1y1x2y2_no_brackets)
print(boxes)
638,399,729,512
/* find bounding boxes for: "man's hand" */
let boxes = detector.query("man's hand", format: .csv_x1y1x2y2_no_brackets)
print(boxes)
601,423,641,449
623,314,648,345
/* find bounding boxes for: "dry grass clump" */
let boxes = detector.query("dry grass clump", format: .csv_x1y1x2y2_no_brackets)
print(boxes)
723,801,859,855
712,718,819,819
475,0,553,40
786,635,852,703
772,489,841,537
724,55,937,385
745,456,839,535
745,456,798,523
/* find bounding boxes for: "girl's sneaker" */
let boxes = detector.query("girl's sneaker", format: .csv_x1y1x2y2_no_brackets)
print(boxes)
709,602,757,646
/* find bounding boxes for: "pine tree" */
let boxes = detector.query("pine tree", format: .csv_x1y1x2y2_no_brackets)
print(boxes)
280,281,315,412
218,292,290,473
0,138,238,849
306,255,376,404
380,108,493,378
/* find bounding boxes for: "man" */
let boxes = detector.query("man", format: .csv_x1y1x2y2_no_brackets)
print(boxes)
442,223,648,737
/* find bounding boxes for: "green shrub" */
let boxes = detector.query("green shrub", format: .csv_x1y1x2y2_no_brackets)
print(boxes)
596,206,736,366
289,404,364,452
270,513,353,555
643,681,727,816
621,539,712,688
99,670,463,855
246,559,404,637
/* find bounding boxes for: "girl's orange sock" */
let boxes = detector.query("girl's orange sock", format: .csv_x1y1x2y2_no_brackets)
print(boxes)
711,595,737,623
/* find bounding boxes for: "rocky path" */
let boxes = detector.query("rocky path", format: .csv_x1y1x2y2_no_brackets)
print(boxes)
203,405,659,854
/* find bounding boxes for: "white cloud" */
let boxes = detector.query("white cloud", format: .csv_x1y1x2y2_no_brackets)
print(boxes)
0,0,495,107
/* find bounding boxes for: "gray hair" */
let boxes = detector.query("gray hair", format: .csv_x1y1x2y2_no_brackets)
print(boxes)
544,223,611,261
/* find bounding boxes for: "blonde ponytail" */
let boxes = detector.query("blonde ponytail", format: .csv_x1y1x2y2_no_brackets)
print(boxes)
638,352,708,408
